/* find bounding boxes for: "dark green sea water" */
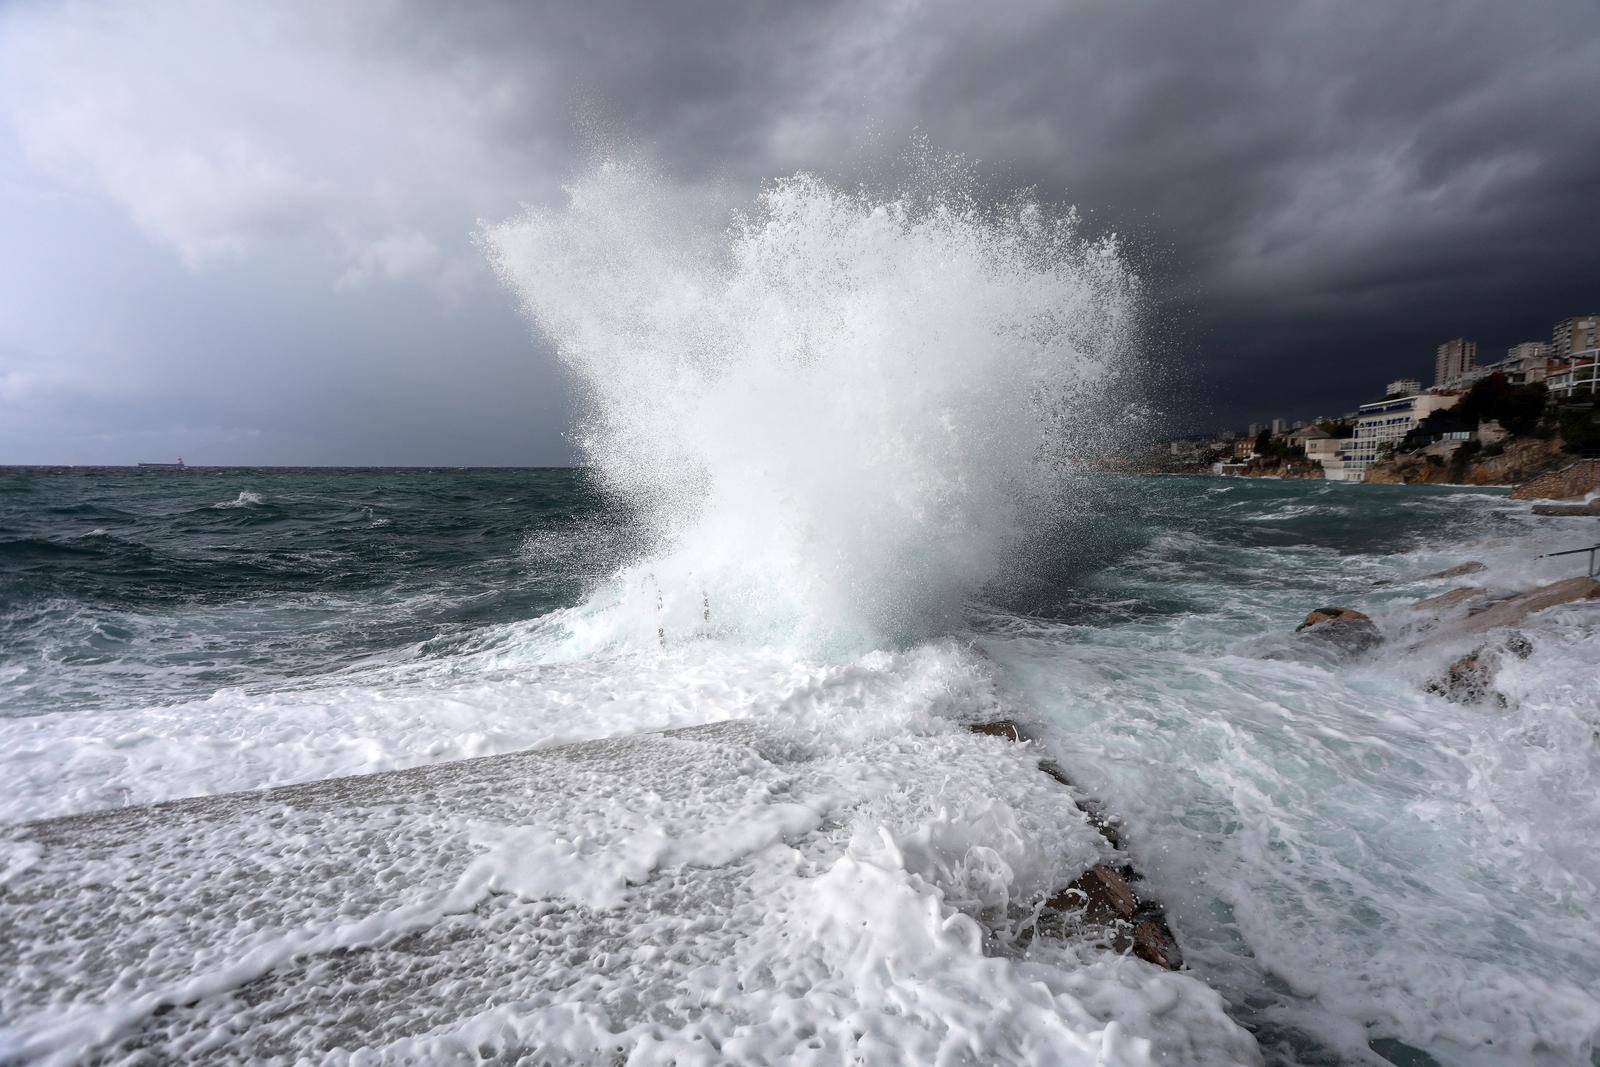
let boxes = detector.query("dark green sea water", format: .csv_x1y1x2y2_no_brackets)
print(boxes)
0,466,1515,721
0,467,637,717
4,468,1598,1065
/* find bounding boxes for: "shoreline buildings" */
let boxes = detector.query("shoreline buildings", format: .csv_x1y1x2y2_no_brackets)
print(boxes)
1547,315,1598,401
1204,311,1598,481
1327,393,1461,481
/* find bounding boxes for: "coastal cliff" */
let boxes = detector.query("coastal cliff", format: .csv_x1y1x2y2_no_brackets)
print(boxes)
1251,460,1323,479
1362,436,1570,486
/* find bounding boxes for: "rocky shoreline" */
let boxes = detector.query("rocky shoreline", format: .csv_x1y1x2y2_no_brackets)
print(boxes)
1361,436,1571,486
1155,444,1600,506
967,718,1184,971
1296,560,1600,706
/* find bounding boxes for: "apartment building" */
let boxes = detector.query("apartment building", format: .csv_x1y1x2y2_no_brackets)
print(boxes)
1548,352,1598,400
1546,315,1599,402
1553,315,1600,361
1500,341,1556,384
1337,392,1461,479
1434,338,1477,388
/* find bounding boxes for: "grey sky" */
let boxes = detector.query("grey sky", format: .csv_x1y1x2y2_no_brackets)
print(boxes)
2,1,1596,464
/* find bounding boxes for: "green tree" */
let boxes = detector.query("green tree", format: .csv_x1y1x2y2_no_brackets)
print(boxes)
1559,407,1600,454
1455,374,1547,435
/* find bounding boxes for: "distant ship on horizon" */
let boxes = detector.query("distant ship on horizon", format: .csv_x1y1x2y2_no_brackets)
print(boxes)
136,457,186,469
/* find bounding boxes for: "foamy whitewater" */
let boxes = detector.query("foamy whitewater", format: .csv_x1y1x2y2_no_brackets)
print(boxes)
3,162,1599,1065
485,158,1139,651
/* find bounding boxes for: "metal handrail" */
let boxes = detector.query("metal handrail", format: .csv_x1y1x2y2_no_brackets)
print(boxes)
1540,543,1600,577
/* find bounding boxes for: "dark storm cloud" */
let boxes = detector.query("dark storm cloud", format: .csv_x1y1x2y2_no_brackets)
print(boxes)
1,1,1596,462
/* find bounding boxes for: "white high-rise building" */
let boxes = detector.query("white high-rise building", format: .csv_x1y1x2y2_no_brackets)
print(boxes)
1334,393,1462,480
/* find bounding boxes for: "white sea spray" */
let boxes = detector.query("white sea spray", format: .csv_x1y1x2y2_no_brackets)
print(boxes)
485,155,1143,650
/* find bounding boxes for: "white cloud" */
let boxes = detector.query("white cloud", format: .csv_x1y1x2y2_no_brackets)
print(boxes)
22,109,332,267
0,0,537,295
336,230,441,289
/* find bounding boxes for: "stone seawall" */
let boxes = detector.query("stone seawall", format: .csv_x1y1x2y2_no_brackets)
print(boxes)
0,720,1258,1064
1511,458,1600,500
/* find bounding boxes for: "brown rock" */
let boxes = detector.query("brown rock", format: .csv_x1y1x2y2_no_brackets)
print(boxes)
1036,758,1073,787
1295,606,1383,655
1039,865,1185,971
1410,586,1487,613
1426,652,1499,705
1296,606,1371,630
1048,864,1138,924
1426,632,1535,705
968,719,1030,743
1457,577,1600,635
1418,561,1486,580
1128,919,1184,970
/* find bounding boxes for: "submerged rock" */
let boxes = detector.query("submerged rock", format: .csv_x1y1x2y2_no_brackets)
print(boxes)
1427,651,1500,705
1295,606,1383,655
1419,561,1487,581
1503,632,1535,659
1426,632,1535,706
1049,864,1139,924
977,721,1186,971
1130,919,1184,971
1531,501,1600,516
968,718,1031,743
1041,864,1185,970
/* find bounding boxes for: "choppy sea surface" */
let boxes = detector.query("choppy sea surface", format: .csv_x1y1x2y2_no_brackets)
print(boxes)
2,466,1597,1064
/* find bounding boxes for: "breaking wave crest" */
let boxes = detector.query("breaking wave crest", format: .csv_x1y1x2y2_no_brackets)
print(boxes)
211,490,265,509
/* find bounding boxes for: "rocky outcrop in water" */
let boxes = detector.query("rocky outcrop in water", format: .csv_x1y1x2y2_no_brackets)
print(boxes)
1455,576,1600,635
1410,586,1487,613
1295,606,1383,655
1044,864,1185,971
1418,561,1486,580
1531,501,1600,516
1409,573,1600,704
1427,633,1534,706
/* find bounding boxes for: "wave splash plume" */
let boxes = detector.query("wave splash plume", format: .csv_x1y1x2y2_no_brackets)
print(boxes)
487,157,1141,649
